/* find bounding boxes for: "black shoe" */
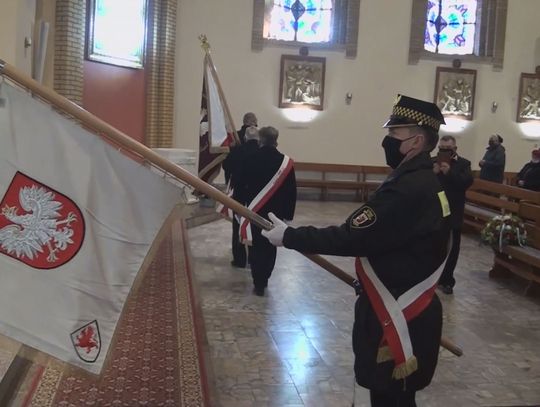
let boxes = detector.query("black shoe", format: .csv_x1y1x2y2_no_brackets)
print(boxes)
253,287,265,296
230,260,246,268
438,285,453,295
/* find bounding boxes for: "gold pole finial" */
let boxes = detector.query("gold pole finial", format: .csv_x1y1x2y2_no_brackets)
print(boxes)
199,34,210,53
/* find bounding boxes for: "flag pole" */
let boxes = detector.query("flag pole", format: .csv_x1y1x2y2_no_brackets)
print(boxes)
0,59,462,358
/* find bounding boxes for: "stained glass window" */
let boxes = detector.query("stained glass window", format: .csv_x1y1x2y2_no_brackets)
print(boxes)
87,0,147,68
424,0,478,55
266,0,333,43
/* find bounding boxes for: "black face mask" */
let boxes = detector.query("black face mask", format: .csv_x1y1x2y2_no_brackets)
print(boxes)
382,135,416,169
438,148,456,157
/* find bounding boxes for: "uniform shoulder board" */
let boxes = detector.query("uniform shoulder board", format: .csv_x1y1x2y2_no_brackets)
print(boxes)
350,206,377,229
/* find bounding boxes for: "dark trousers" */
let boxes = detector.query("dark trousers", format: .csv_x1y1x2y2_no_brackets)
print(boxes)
249,225,277,289
231,215,247,266
370,389,416,407
439,227,462,288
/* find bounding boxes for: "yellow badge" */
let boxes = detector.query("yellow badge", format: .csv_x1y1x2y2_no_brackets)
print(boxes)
351,206,377,229
438,191,451,218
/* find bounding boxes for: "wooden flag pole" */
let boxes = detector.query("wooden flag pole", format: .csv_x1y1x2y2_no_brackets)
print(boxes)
0,60,462,358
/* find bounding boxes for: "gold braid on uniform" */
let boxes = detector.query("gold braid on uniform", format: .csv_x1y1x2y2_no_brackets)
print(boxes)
392,106,441,130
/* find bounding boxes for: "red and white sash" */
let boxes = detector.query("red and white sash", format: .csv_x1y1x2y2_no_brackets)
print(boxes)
216,182,234,221
239,155,294,245
354,249,449,380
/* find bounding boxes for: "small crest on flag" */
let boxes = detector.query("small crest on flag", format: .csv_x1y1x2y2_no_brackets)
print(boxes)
0,172,85,269
71,320,101,363
350,206,377,229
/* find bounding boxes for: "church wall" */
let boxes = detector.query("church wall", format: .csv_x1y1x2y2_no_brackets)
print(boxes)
175,0,540,171
0,0,35,76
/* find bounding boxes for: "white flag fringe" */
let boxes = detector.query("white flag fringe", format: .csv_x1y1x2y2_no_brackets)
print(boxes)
0,81,183,374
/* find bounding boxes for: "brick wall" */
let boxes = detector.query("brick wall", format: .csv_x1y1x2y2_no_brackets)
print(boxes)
54,0,85,105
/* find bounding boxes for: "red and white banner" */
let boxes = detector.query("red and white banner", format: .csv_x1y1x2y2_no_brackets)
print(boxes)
0,81,183,374
197,54,237,184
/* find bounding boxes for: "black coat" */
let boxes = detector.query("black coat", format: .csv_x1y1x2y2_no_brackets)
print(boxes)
517,161,540,191
222,139,259,202
283,153,451,391
240,145,297,221
479,144,506,183
223,125,251,183
435,156,473,228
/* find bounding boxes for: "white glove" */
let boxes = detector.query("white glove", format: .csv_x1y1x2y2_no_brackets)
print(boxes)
262,212,288,247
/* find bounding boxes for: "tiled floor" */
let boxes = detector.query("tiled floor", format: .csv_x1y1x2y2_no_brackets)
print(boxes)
188,200,540,407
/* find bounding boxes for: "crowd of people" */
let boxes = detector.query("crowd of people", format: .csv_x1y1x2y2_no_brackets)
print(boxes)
218,101,540,407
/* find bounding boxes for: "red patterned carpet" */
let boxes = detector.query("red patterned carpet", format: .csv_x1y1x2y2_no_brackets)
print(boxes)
14,215,211,406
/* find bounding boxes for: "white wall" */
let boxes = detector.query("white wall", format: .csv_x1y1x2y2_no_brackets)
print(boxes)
0,0,36,75
175,0,540,171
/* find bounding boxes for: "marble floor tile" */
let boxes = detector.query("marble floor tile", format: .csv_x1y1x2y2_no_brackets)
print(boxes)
188,201,540,407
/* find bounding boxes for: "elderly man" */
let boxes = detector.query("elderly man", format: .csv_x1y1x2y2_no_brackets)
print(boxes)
239,126,296,296
433,135,473,294
516,149,540,191
262,95,451,407
237,112,258,144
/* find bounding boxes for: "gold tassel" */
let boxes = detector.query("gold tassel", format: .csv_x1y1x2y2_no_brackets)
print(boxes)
376,345,393,363
392,356,418,380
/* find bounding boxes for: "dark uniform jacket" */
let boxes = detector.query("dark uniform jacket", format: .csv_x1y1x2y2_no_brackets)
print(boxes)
517,161,540,191
240,145,297,221
222,139,259,203
282,152,450,392
434,156,473,228
479,144,506,183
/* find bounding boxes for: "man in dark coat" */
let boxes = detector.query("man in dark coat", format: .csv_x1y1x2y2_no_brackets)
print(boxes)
516,149,540,191
224,112,258,184
479,134,506,183
240,126,296,296
262,95,451,406
433,135,473,294
222,126,260,268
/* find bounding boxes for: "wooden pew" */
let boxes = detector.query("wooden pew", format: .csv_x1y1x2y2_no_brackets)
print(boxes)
294,162,390,201
491,202,540,296
463,178,540,233
470,171,518,185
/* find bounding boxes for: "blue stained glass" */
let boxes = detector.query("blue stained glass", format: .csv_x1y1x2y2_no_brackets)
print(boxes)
424,0,477,55
267,0,332,43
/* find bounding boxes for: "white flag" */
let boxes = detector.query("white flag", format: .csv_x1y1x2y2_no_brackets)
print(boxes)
204,54,235,150
0,81,183,374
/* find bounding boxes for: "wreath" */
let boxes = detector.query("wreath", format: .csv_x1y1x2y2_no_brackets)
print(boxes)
480,214,527,252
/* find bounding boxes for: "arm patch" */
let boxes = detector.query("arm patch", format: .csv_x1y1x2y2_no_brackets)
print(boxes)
438,191,451,217
350,206,377,229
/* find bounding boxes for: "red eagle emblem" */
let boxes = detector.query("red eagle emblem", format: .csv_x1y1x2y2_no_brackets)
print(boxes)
0,172,85,269
71,320,101,363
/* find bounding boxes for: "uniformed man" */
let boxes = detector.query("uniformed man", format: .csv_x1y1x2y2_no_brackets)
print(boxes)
262,95,451,406
238,126,296,296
